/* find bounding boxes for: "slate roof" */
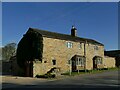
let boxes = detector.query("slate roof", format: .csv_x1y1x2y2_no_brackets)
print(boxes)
104,50,120,57
28,27,104,46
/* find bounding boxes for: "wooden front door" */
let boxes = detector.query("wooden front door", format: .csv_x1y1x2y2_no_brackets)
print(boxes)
72,60,76,72
93,59,97,69
25,61,33,77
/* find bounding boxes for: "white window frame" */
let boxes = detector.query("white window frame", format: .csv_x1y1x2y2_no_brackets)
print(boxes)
76,57,85,66
67,42,73,48
94,57,102,65
79,43,82,49
97,58,102,65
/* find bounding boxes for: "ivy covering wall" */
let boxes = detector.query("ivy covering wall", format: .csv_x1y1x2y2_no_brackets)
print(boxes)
16,30,43,68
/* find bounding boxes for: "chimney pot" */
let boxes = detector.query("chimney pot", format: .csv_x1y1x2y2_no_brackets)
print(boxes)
71,26,77,37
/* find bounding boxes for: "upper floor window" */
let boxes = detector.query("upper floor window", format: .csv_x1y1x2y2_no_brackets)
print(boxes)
67,42,73,48
79,43,82,49
94,45,98,50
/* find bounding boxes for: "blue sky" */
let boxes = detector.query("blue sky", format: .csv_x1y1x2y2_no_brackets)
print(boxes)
2,2,118,50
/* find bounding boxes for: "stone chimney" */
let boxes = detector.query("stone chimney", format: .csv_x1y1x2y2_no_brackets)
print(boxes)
71,26,77,37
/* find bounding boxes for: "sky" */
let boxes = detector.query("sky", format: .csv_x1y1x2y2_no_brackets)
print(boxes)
2,2,118,50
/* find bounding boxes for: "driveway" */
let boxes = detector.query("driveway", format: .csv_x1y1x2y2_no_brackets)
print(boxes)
2,70,119,89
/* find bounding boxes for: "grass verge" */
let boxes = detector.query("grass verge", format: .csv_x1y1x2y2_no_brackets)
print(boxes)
61,67,119,76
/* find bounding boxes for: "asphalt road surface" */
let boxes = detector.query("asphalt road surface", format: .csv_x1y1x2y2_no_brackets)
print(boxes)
2,70,120,90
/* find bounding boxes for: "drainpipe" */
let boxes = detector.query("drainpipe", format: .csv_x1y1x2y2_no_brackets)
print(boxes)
84,40,87,72
69,54,72,76
70,59,72,76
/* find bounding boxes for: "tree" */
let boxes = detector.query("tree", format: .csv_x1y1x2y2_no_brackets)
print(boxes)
2,43,17,61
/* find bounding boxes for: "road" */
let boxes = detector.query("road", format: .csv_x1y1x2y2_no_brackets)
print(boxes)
2,70,120,90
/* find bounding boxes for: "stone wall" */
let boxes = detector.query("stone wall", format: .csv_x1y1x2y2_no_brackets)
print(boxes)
85,43,104,70
32,37,104,76
33,61,43,77
42,37,84,73
104,56,116,68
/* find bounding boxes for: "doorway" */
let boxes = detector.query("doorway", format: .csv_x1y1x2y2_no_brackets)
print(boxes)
93,56,102,69
93,59,97,69
25,61,33,77
72,60,76,72
71,55,85,72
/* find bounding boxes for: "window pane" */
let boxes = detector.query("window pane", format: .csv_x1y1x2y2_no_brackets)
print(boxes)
79,58,81,65
96,58,102,65
68,42,70,48
71,43,73,48
97,59,99,64
67,42,72,48
100,59,102,64
81,59,84,66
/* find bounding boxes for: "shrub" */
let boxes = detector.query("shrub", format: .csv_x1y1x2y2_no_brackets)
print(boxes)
36,73,56,78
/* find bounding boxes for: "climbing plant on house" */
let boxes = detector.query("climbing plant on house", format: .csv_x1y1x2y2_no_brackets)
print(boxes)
16,29,43,69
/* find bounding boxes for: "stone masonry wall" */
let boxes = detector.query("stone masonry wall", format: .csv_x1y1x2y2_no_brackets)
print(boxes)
104,56,116,68
42,37,84,73
85,43,104,70
42,37,104,73
33,37,104,76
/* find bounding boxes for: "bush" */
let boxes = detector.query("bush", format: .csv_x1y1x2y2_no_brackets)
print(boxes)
103,68,108,70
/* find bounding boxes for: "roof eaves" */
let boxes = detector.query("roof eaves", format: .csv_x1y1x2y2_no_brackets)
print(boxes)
29,27,104,46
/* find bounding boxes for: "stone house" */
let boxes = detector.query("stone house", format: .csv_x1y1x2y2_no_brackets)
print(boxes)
16,26,115,77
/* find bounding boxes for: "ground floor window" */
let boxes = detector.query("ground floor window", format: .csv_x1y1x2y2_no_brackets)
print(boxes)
76,57,85,66
93,56,103,65
52,60,56,65
97,58,102,65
